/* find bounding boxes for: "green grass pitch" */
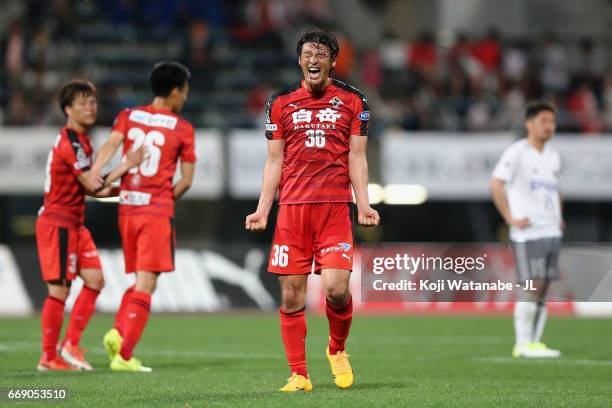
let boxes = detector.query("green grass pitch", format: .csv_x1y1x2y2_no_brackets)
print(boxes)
1,314,611,407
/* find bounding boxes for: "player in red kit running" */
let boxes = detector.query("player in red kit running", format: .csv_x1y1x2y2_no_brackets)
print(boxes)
246,29,380,391
36,80,144,371
89,62,196,372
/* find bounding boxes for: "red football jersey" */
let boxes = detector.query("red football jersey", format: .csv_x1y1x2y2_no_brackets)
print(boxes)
265,78,370,204
39,127,94,228
111,105,196,217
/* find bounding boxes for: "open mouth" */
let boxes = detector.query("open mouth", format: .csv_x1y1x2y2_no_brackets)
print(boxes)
307,66,321,80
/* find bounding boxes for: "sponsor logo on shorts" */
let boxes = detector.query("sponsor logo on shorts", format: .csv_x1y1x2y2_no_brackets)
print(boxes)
83,250,98,258
339,242,352,251
358,111,370,121
320,242,352,254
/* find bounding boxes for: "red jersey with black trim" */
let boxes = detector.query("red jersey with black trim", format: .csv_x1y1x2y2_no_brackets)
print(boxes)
111,105,196,217
265,78,370,204
39,127,94,229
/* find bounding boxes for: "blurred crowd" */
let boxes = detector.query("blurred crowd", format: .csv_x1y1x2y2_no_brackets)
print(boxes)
1,0,611,134
0,0,337,128
366,30,612,133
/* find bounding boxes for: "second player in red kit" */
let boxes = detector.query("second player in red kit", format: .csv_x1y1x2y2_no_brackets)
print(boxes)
36,80,144,372
90,62,196,372
111,102,195,274
246,29,380,392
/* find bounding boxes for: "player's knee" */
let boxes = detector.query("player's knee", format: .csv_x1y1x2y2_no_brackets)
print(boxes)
48,284,70,301
135,283,155,294
135,279,156,294
281,292,304,309
84,272,105,291
531,279,549,299
135,272,159,294
281,288,305,310
324,286,349,304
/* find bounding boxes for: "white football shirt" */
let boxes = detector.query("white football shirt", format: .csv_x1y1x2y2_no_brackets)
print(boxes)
492,138,562,242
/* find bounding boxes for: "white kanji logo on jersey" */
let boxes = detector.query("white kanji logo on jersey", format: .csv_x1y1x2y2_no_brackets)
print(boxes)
292,109,312,124
316,108,341,123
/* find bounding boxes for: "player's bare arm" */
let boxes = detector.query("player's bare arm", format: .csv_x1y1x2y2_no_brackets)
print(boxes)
349,135,379,227
103,145,146,187
490,177,531,229
89,130,125,181
245,139,284,231
77,171,106,195
173,162,195,199
89,146,147,198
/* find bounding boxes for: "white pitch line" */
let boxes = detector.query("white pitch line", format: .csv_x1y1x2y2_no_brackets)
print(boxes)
475,357,612,366
349,334,508,345
4,342,610,366
0,342,278,360
0,341,39,352
88,347,279,360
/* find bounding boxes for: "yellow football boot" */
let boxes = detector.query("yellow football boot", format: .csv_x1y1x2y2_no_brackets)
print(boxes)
278,373,313,392
326,347,353,389
110,354,153,372
102,328,123,361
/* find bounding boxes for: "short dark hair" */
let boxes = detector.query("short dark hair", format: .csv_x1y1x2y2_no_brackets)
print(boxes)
149,61,191,97
59,79,97,116
525,100,556,120
296,28,339,60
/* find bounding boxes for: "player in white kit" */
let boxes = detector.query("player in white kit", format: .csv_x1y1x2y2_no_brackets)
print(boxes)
491,100,563,358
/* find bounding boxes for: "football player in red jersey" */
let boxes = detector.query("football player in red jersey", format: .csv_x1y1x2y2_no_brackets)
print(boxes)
36,80,144,371
246,29,380,391
89,62,196,372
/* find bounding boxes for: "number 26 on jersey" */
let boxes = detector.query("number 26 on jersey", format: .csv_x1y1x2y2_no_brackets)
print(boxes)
127,128,165,176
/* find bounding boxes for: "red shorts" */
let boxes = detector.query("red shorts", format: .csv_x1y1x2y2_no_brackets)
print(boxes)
36,220,102,283
268,203,353,275
119,214,175,273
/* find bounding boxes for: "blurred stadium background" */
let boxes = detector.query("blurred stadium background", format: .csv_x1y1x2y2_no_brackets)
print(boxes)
2,1,612,406
1,0,612,315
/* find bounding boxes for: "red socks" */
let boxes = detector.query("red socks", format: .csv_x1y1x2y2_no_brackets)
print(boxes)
279,307,308,378
278,297,353,377
64,286,100,346
41,296,65,361
114,286,135,336
326,295,353,355
119,290,151,360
